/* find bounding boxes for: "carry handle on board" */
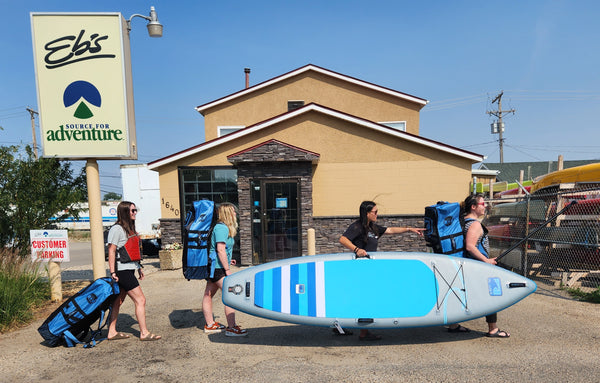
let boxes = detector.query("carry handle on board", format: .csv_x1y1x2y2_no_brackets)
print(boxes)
495,200,578,262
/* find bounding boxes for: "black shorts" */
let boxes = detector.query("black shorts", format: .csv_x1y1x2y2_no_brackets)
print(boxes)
116,269,139,292
206,268,226,283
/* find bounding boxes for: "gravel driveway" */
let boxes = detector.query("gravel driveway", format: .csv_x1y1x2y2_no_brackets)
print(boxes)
1,263,598,382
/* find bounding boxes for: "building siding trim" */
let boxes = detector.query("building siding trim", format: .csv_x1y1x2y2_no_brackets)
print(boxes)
195,64,428,115
148,103,483,170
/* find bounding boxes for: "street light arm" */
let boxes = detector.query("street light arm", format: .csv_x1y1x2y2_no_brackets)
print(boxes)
127,14,151,31
126,6,163,37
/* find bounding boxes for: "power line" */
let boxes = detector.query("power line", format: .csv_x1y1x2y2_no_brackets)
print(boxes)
0,106,27,112
503,143,544,161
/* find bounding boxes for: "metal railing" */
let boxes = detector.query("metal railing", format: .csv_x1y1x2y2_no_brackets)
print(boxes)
483,184,600,291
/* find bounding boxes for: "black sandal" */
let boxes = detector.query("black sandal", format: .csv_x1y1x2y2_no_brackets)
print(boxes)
486,329,510,338
448,325,471,333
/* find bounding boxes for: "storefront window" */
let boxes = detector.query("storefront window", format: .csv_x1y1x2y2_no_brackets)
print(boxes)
179,167,238,218
179,167,239,261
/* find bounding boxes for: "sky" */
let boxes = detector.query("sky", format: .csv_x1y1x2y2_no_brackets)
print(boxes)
1,0,599,197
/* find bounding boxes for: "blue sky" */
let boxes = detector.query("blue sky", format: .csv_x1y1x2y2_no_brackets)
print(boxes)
1,1,599,196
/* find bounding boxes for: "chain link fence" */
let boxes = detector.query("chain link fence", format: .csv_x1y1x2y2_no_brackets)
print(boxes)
483,184,600,291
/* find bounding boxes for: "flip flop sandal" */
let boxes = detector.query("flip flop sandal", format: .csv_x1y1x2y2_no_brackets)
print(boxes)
486,329,510,338
108,333,130,340
140,333,162,341
448,325,471,333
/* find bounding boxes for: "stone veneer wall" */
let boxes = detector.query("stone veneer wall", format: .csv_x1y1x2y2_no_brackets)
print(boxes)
311,215,428,254
159,218,182,246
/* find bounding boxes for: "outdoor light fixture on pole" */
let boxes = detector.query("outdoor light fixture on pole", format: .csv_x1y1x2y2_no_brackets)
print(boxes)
127,6,163,37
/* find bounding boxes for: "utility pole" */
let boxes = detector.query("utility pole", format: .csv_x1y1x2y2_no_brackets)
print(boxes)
26,107,39,159
486,91,515,163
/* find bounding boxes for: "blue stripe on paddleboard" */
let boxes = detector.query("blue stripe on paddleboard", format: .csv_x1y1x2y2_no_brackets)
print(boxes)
307,262,316,317
324,259,436,318
272,267,281,312
255,271,264,308
298,263,308,316
262,269,273,310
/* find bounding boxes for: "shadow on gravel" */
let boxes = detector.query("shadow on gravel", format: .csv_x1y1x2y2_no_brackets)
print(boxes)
169,309,206,330
201,323,485,347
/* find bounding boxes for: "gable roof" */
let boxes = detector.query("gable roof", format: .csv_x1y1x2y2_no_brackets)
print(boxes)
227,139,320,164
195,64,429,114
148,103,483,170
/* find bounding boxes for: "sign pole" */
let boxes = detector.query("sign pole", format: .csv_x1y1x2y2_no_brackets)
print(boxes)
86,159,106,280
48,261,62,301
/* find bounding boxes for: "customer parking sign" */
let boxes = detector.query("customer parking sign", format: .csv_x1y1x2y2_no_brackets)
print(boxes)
30,230,70,262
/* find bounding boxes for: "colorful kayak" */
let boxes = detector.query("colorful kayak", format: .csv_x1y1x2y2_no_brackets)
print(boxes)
531,163,600,193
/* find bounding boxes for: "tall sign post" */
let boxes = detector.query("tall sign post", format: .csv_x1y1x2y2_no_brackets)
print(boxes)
31,10,162,279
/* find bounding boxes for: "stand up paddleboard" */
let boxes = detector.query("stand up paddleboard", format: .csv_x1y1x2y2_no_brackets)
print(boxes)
222,252,536,329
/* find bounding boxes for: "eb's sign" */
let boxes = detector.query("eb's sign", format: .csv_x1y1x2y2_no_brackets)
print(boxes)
31,13,137,159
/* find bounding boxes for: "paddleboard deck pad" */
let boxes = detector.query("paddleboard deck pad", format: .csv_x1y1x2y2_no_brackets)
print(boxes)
222,252,536,329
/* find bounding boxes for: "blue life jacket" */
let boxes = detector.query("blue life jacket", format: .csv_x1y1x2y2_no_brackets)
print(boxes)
463,218,489,258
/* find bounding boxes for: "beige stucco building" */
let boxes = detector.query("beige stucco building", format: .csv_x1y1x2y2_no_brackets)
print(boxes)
148,64,483,265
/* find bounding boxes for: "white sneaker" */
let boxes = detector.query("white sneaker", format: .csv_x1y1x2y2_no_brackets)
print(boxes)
225,325,248,337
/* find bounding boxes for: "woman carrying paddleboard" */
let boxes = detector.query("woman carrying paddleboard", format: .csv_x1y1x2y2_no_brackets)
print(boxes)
339,200,425,340
459,193,510,338
202,203,248,337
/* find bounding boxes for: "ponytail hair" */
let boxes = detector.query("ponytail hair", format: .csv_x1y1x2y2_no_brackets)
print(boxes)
217,202,238,238
461,193,485,218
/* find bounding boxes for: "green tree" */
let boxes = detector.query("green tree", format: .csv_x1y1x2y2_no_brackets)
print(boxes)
0,145,87,255
103,192,122,201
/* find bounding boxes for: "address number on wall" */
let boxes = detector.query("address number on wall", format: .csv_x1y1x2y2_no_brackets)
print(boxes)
162,198,180,216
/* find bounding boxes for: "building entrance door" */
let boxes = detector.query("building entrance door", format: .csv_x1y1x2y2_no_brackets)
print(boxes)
251,180,300,264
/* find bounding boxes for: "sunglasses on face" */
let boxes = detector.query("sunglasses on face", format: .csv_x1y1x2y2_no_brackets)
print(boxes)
131,209,138,213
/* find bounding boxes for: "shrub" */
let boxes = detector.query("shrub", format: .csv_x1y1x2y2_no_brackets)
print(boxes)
0,248,50,331
566,286,600,303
